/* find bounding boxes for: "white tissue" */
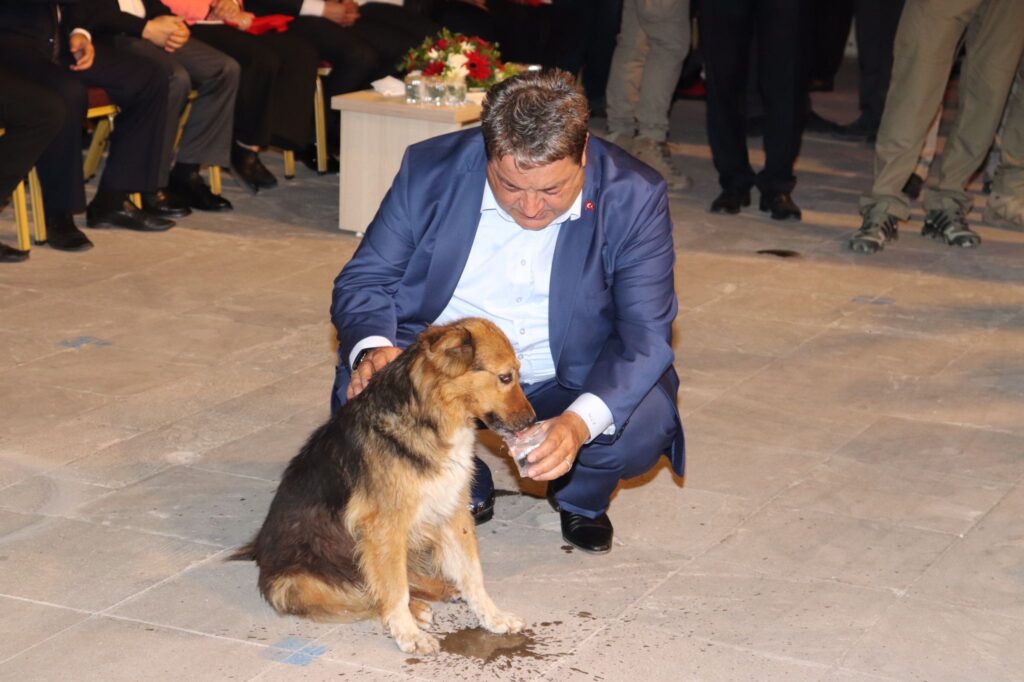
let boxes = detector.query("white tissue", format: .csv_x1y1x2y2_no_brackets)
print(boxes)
371,76,406,97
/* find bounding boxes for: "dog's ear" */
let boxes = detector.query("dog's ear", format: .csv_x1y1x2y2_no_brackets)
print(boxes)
425,325,475,377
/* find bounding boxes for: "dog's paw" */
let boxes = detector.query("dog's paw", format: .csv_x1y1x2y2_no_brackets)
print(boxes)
481,610,524,635
394,628,440,655
409,598,433,626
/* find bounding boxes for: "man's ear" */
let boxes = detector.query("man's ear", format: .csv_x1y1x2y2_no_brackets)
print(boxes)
425,324,475,377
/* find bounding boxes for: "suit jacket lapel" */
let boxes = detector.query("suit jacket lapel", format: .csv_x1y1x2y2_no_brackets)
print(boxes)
550,147,601,369
421,157,487,322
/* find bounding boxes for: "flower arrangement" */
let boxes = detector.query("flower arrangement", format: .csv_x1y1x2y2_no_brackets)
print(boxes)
401,29,519,89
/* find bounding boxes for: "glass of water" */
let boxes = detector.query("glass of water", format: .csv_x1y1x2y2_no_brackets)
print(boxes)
404,71,423,104
444,80,467,106
423,76,445,106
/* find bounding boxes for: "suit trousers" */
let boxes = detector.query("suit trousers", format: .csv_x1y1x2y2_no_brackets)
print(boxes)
0,67,65,200
113,37,239,186
605,0,690,142
862,0,1024,219
0,41,167,213
523,378,680,518
189,25,317,150
699,0,809,195
852,0,906,129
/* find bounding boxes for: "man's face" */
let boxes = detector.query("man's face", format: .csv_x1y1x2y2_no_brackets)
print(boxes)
485,147,587,231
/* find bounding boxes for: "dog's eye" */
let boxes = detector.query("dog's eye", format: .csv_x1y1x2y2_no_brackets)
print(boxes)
498,373,513,385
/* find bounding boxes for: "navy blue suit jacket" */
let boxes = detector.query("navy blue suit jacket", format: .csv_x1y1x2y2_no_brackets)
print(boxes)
331,129,683,471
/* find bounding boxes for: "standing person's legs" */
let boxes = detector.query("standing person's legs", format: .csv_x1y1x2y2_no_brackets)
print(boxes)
700,0,757,194
927,0,1024,215
634,0,690,143
605,0,644,143
582,0,624,114
861,0,979,222
853,0,906,130
754,0,808,198
984,60,1024,226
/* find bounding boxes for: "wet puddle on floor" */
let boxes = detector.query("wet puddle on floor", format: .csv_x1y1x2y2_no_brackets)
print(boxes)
404,626,566,671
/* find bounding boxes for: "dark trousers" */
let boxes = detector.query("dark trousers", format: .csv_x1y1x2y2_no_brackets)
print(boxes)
547,0,623,107
289,9,435,98
0,67,65,200
700,0,809,194
0,41,168,213
190,25,317,150
809,0,854,86
853,0,906,128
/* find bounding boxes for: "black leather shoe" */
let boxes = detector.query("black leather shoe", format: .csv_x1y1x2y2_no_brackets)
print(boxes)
832,117,878,143
169,171,232,212
710,188,751,214
86,197,175,232
301,144,339,175
231,147,274,194
469,456,495,525
45,213,94,251
0,242,29,263
546,486,612,553
759,192,803,221
141,189,191,218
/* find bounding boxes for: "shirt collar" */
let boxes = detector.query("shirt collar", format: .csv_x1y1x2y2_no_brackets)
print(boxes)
481,179,583,227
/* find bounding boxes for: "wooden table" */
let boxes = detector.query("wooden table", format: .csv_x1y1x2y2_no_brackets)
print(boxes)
331,90,482,235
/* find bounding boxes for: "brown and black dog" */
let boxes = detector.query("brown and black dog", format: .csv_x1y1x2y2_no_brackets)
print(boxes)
232,318,536,654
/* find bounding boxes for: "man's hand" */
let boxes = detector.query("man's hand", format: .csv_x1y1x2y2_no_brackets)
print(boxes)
69,33,94,71
143,15,189,51
522,412,590,481
347,346,402,399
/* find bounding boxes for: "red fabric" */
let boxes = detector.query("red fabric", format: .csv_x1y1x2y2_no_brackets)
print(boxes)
87,87,113,110
239,14,292,35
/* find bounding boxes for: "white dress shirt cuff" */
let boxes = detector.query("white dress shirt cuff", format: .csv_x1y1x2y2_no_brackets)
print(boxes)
70,28,92,43
349,336,394,369
566,393,615,443
300,0,327,16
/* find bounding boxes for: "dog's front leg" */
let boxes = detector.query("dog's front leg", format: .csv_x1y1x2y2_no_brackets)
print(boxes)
360,524,440,654
438,508,524,635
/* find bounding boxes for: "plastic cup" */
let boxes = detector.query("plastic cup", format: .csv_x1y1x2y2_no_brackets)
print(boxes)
504,426,546,477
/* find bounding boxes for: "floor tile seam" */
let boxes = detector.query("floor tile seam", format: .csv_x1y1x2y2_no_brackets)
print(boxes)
29,504,230,550
184,462,280,484
885,590,1024,625
0,610,100,667
246,657,419,682
97,548,231,619
533,619,615,681
663,563,902,598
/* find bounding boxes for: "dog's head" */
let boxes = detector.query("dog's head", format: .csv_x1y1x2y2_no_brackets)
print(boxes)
417,318,536,436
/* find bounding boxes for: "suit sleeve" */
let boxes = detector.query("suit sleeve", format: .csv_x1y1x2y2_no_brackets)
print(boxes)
81,0,148,38
330,148,419,366
582,183,677,432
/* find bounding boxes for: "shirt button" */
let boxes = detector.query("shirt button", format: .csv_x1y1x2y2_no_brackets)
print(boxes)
519,328,525,335
516,297,523,303
520,259,526,266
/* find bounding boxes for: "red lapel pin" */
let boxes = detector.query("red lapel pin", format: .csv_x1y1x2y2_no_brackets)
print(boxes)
585,200,595,212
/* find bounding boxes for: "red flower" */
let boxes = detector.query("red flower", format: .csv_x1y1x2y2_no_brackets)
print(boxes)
466,52,492,81
435,38,448,50
423,61,444,76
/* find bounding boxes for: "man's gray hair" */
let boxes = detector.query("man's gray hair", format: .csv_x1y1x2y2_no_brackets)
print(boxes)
481,69,589,167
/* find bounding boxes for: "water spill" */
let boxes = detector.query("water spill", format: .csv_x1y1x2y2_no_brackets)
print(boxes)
438,627,552,667
756,249,801,258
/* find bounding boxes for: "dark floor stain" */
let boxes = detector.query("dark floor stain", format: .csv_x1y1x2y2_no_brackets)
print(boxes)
494,489,521,499
560,544,574,554
438,627,552,667
756,249,801,258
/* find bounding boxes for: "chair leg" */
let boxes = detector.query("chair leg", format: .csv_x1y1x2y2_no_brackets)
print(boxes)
130,193,142,209
12,180,31,252
314,75,328,174
84,116,113,180
28,168,46,244
208,165,222,195
283,150,295,179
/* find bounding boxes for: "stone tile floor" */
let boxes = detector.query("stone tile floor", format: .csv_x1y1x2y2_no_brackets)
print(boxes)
1,70,1023,681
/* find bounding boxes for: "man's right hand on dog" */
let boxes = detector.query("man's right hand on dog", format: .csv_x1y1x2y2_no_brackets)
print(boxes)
347,346,402,399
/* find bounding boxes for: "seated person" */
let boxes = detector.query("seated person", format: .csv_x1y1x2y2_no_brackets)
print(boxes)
0,67,66,263
85,0,238,213
0,0,175,251
161,0,319,192
331,70,685,554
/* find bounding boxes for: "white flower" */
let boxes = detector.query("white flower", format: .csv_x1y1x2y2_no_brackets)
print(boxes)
427,48,440,60
446,64,469,82
446,53,468,69
460,42,474,54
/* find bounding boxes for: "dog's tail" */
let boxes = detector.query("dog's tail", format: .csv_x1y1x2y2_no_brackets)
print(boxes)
227,541,256,562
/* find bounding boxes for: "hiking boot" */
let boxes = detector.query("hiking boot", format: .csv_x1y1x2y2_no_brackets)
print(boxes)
849,213,900,254
921,207,981,248
983,193,1024,231
633,137,692,192
601,129,636,153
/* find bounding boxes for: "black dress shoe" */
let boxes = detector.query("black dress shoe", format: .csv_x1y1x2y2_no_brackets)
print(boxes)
231,147,277,192
45,213,94,251
832,117,879,143
710,188,751,214
759,191,802,221
301,144,340,174
169,171,233,212
86,197,175,232
0,242,29,263
141,189,191,218
469,456,495,525
546,485,612,554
